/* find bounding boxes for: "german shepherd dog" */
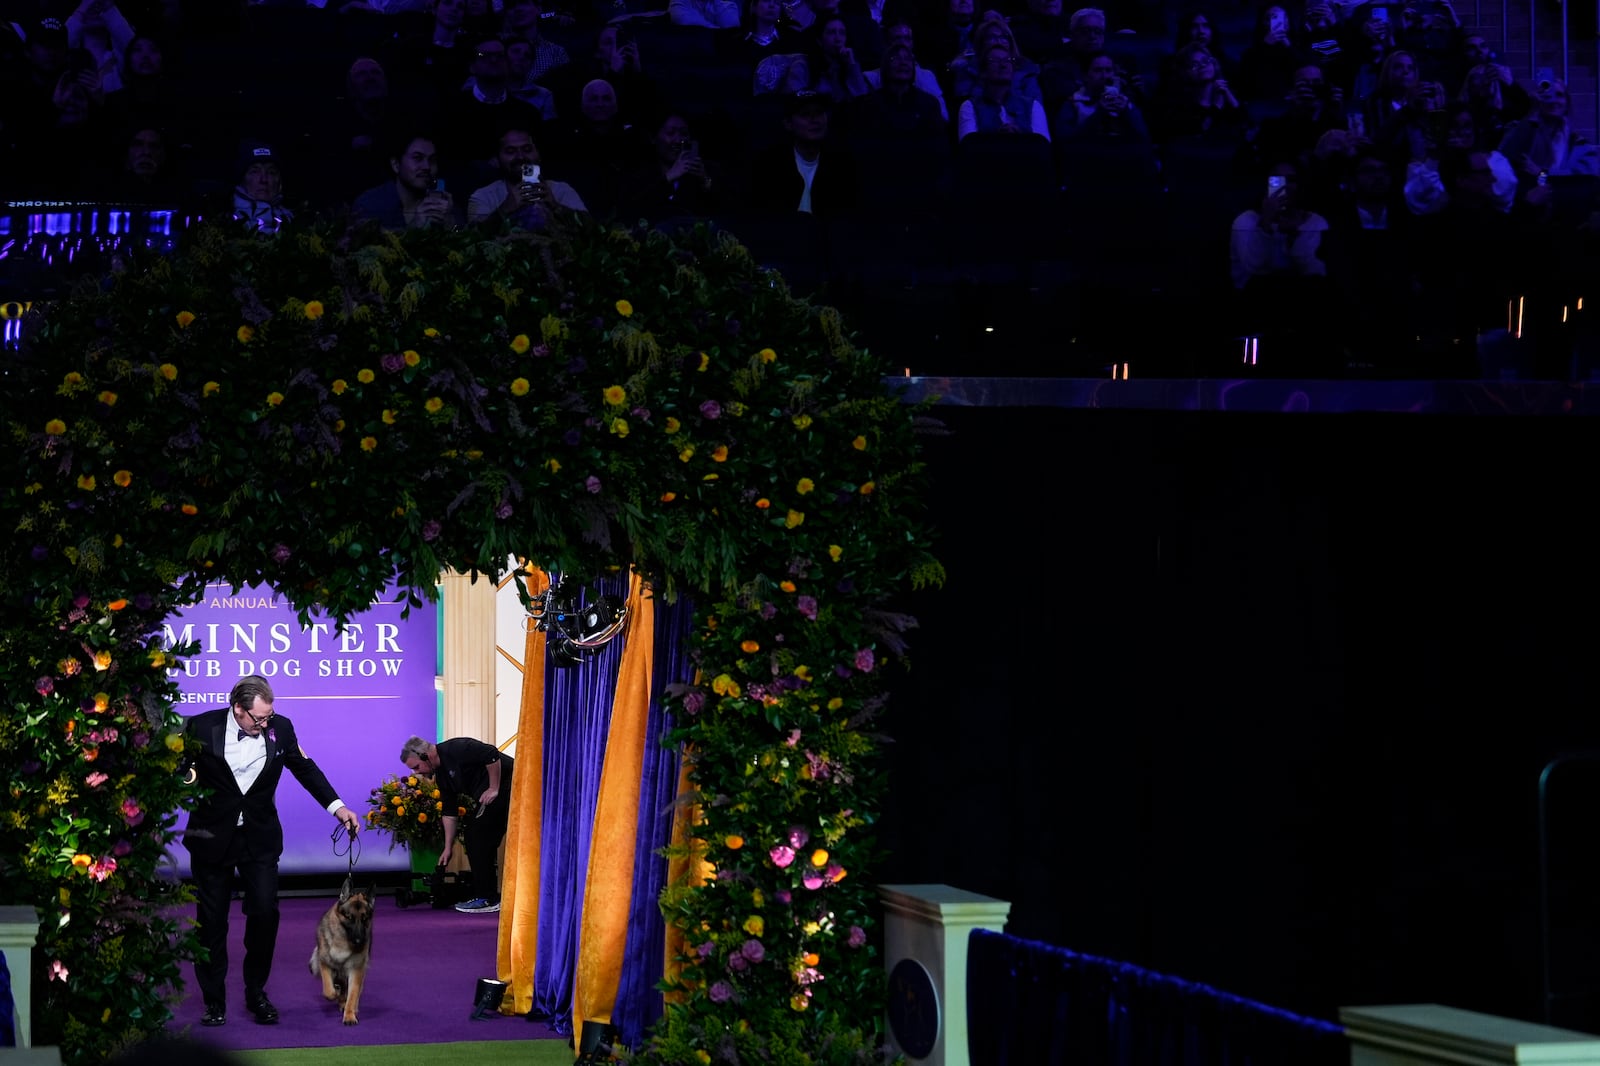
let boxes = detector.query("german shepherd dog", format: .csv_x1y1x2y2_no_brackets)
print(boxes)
309,881,376,1025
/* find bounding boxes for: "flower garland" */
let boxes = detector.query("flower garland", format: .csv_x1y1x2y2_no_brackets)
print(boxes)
0,216,941,1063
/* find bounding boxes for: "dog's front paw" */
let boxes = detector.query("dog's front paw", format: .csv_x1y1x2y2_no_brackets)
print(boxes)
323,991,340,1002
342,1015,359,1026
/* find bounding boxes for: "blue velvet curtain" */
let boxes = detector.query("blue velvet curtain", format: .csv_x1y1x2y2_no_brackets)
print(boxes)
966,929,1347,1066
611,596,692,1048
531,572,631,1031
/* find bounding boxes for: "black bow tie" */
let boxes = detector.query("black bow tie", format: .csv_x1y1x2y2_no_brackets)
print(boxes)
238,729,257,741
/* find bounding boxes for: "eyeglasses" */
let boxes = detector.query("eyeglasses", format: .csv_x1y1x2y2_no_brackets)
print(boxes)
476,48,506,58
1187,56,1214,70
240,705,274,729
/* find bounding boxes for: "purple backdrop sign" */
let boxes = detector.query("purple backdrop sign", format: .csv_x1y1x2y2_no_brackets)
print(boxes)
166,582,438,876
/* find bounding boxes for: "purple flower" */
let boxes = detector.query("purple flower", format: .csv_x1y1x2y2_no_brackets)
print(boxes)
563,428,581,446
36,676,54,696
759,602,776,620
567,356,588,374
585,476,602,494
111,840,133,858
797,595,818,620
788,826,809,849
590,316,606,330
770,845,795,868
270,543,292,565
847,925,867,948
20,760,41,775
73,594,91,610
854,648,876,673
775,889,791,904
31,546,48,561
532,344,551,357
630,406,651,422
121,797,145,827
381,352,405,373
421,520,442,542
682,690,705,714
699,400,722,420
709,981,735,1004
697,940,716,958
802,871,825,890
495,502,514,519
133,593,154,611
740,939,765,963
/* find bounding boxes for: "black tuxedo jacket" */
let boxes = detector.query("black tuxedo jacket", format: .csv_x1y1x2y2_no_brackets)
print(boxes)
181,707,341,866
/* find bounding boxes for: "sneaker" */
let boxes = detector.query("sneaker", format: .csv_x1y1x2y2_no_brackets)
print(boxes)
455,897,501,913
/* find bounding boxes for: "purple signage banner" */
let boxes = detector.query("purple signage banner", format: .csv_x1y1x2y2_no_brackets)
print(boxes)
166,582,438,876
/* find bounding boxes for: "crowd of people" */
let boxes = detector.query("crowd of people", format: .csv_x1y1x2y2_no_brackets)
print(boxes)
1,0,1596,377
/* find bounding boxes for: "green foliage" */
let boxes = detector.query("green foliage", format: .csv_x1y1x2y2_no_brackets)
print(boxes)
1,213,940,1062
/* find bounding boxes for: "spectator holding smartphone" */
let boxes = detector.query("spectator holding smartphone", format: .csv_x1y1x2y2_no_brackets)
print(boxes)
467,124,588,227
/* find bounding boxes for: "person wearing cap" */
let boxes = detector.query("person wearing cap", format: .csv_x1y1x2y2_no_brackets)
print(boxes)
232,141,295,234
748,89,859,215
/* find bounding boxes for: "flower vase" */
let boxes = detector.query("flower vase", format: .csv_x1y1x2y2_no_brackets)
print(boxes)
408,842,441,897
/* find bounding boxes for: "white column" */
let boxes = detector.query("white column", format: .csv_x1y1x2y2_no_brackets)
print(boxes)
878,884,1012,1066
0,906,39,1047
1342,1003,1600,1065
440,568,497,742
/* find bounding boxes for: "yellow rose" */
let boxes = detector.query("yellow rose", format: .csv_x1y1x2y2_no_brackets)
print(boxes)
403,349,420,366
664,416,680,433
712,445,729,462
511,378,530,396
611,418,629,438
266,392,284,406
811,848,829,867
236,326,254,344
679,446,695,462
547,459,561,473
759,347,777,362
357,369,375,384
785,510,805,529
660,491,675,502
361,437,378,452
159,364,177,381
181,503,198,515
743,915,763,936
726,834,744,850
859,481,875,495
77,475,96,491
425,397,443,413
382,409,396,425
113,470,132,488
697,352,709,371
756,498,770,510
603,384,626,405
852,435,867,450
203,381,221,397
98,391,117,406
424,327,440,338
828,544,843,561
510,334,531,353
45,419,66,436
796,477,814,495
176,310,195,328
303,300,324,320
740,640,760,654
793,414,813,430
331,379,347,395
615,299,633,316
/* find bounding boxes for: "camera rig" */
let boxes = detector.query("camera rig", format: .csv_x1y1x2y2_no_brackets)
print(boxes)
527,575,630,668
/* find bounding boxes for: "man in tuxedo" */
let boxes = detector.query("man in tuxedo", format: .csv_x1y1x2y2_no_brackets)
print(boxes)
182,675,362,1027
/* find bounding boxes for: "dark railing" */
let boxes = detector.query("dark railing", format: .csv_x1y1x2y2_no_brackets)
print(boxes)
966,928,1347,1066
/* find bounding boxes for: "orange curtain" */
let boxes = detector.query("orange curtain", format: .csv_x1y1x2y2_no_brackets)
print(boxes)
661,752,712,1002
571,572,655,1052
498,566,549,1014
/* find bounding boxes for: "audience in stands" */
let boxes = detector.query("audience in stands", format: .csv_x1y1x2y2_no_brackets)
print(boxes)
0,0,1593,379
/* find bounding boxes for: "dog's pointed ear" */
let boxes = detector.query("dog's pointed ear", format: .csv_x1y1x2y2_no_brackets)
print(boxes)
367,884,379,904
339,879,352,903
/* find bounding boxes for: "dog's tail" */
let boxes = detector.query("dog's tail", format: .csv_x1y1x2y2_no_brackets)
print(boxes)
309,944,319,976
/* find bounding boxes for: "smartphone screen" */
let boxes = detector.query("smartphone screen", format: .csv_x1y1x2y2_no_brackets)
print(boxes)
1267,175,1288,196
522,163,541,183
433,179,446,193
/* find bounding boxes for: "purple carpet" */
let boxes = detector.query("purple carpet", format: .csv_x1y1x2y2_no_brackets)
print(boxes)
167,896,562,1050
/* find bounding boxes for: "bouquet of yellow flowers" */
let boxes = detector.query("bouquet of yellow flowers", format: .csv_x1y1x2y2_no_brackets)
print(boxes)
366,773,472,852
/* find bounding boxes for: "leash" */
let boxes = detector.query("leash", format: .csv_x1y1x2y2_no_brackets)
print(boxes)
330,824,362,895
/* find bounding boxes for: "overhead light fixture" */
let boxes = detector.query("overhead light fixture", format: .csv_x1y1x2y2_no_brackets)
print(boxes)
528,575,629,668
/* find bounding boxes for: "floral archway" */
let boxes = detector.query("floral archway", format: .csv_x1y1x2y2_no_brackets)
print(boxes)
0,217,941,1063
